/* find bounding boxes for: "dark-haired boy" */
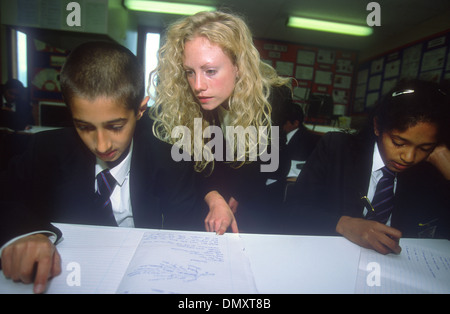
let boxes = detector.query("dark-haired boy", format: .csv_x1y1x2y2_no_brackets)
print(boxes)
285,80,450,255
0,42,201,293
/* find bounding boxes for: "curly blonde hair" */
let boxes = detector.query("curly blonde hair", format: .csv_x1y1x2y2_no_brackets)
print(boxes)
149,11,290,173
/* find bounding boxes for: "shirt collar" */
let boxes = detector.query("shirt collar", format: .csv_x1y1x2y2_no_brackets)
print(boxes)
95,140,133,187
2,96,15,111
286,128,299,144
372,142,385,173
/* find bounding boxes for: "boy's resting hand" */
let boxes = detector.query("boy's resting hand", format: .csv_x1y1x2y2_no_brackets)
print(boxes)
1,234,61,294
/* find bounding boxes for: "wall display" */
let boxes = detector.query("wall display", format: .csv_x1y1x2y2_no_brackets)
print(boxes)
254,39,357,124
275,60,294,76
354,31,450,113
28,39,70,126
31,39,69,103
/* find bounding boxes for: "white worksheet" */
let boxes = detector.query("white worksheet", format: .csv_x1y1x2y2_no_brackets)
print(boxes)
355,238,450,293
116,230,257,294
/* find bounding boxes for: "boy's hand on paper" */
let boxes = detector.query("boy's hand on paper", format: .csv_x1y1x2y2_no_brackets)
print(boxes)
336,216,402,255
1,234,61,294
204,191,239,235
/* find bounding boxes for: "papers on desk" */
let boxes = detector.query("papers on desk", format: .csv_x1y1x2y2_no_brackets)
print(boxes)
1,223,449,294
116,231,257,294
0,225,256,294
355,239,450,293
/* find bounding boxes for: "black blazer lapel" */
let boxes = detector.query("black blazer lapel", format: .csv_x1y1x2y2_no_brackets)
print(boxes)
129,116,164,229
341,138,374,218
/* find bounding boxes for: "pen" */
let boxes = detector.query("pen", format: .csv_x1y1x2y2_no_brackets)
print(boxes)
418,218,438,227
360,195,375,212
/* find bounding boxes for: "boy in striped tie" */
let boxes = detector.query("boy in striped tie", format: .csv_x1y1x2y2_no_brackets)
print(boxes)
0,42,201,293
286,79,450,255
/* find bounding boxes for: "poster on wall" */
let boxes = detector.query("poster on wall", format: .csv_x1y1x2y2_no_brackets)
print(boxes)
421,47,446,72
297,50,316,65
275,61,294,76
400,44,422,79
31,39,69,101
295,66,314,81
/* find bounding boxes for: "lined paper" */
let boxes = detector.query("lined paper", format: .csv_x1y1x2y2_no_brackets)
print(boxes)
355,238,450,293
116,230,257,294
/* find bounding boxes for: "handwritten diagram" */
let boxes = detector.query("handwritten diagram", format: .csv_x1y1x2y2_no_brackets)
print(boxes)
116,230,257,293
126,261,214,282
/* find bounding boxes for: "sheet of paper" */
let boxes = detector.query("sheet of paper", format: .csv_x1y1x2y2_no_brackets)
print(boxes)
116,230,257,294
355,239,450,293
241,234,361,293
48,224,143,293
0,224,144,294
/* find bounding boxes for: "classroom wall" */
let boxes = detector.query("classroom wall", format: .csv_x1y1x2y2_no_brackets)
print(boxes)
0,0,139,126
3,1,448,126
253,38,357,125
253,25,450,129
354,30,450,114
359,9,450,62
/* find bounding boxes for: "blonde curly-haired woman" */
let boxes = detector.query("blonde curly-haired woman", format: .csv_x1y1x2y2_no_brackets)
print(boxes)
150,11,293,235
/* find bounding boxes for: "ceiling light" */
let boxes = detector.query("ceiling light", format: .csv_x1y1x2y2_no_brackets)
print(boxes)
124,0,216,15
287,16,373,37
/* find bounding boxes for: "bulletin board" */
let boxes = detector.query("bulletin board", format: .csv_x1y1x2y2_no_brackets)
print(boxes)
30,39,69,103
254,38,357,124
353,30,450,114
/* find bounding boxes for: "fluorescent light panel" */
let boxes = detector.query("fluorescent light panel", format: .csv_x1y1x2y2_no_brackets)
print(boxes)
124,0,216,15
287,16,373,37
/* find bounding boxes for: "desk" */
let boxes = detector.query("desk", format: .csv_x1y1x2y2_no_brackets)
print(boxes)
16,125,61,134
0,126,63,171
0,223,449,294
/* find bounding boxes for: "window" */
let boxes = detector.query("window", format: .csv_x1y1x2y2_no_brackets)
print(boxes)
145,32,160,106
9,29,28,87
16,30,28,87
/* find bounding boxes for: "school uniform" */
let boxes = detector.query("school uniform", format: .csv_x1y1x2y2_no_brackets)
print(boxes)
279,124,321,178
264,124,321,211
285,131,450,239
199,86,292,233
0,114,202,248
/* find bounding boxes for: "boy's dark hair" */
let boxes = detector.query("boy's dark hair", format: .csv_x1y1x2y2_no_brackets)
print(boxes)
60,41,145,113
286,103,305,124
360,79,450,146
4,79,24,91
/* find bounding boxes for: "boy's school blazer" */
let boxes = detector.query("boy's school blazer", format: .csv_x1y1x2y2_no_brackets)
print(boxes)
285,132,450,239
0,115,203,247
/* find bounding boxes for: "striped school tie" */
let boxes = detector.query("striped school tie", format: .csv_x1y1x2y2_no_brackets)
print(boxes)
367,166,395,224
96,169,117,217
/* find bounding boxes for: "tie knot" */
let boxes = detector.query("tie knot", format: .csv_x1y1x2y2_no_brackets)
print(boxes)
381,166,395,178
97,169,116,197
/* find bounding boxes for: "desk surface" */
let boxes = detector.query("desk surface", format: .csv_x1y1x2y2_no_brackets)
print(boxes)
0,223,449,294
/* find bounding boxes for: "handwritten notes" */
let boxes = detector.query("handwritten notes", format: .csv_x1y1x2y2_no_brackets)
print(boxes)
355,239,450,293
116,230,257,294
